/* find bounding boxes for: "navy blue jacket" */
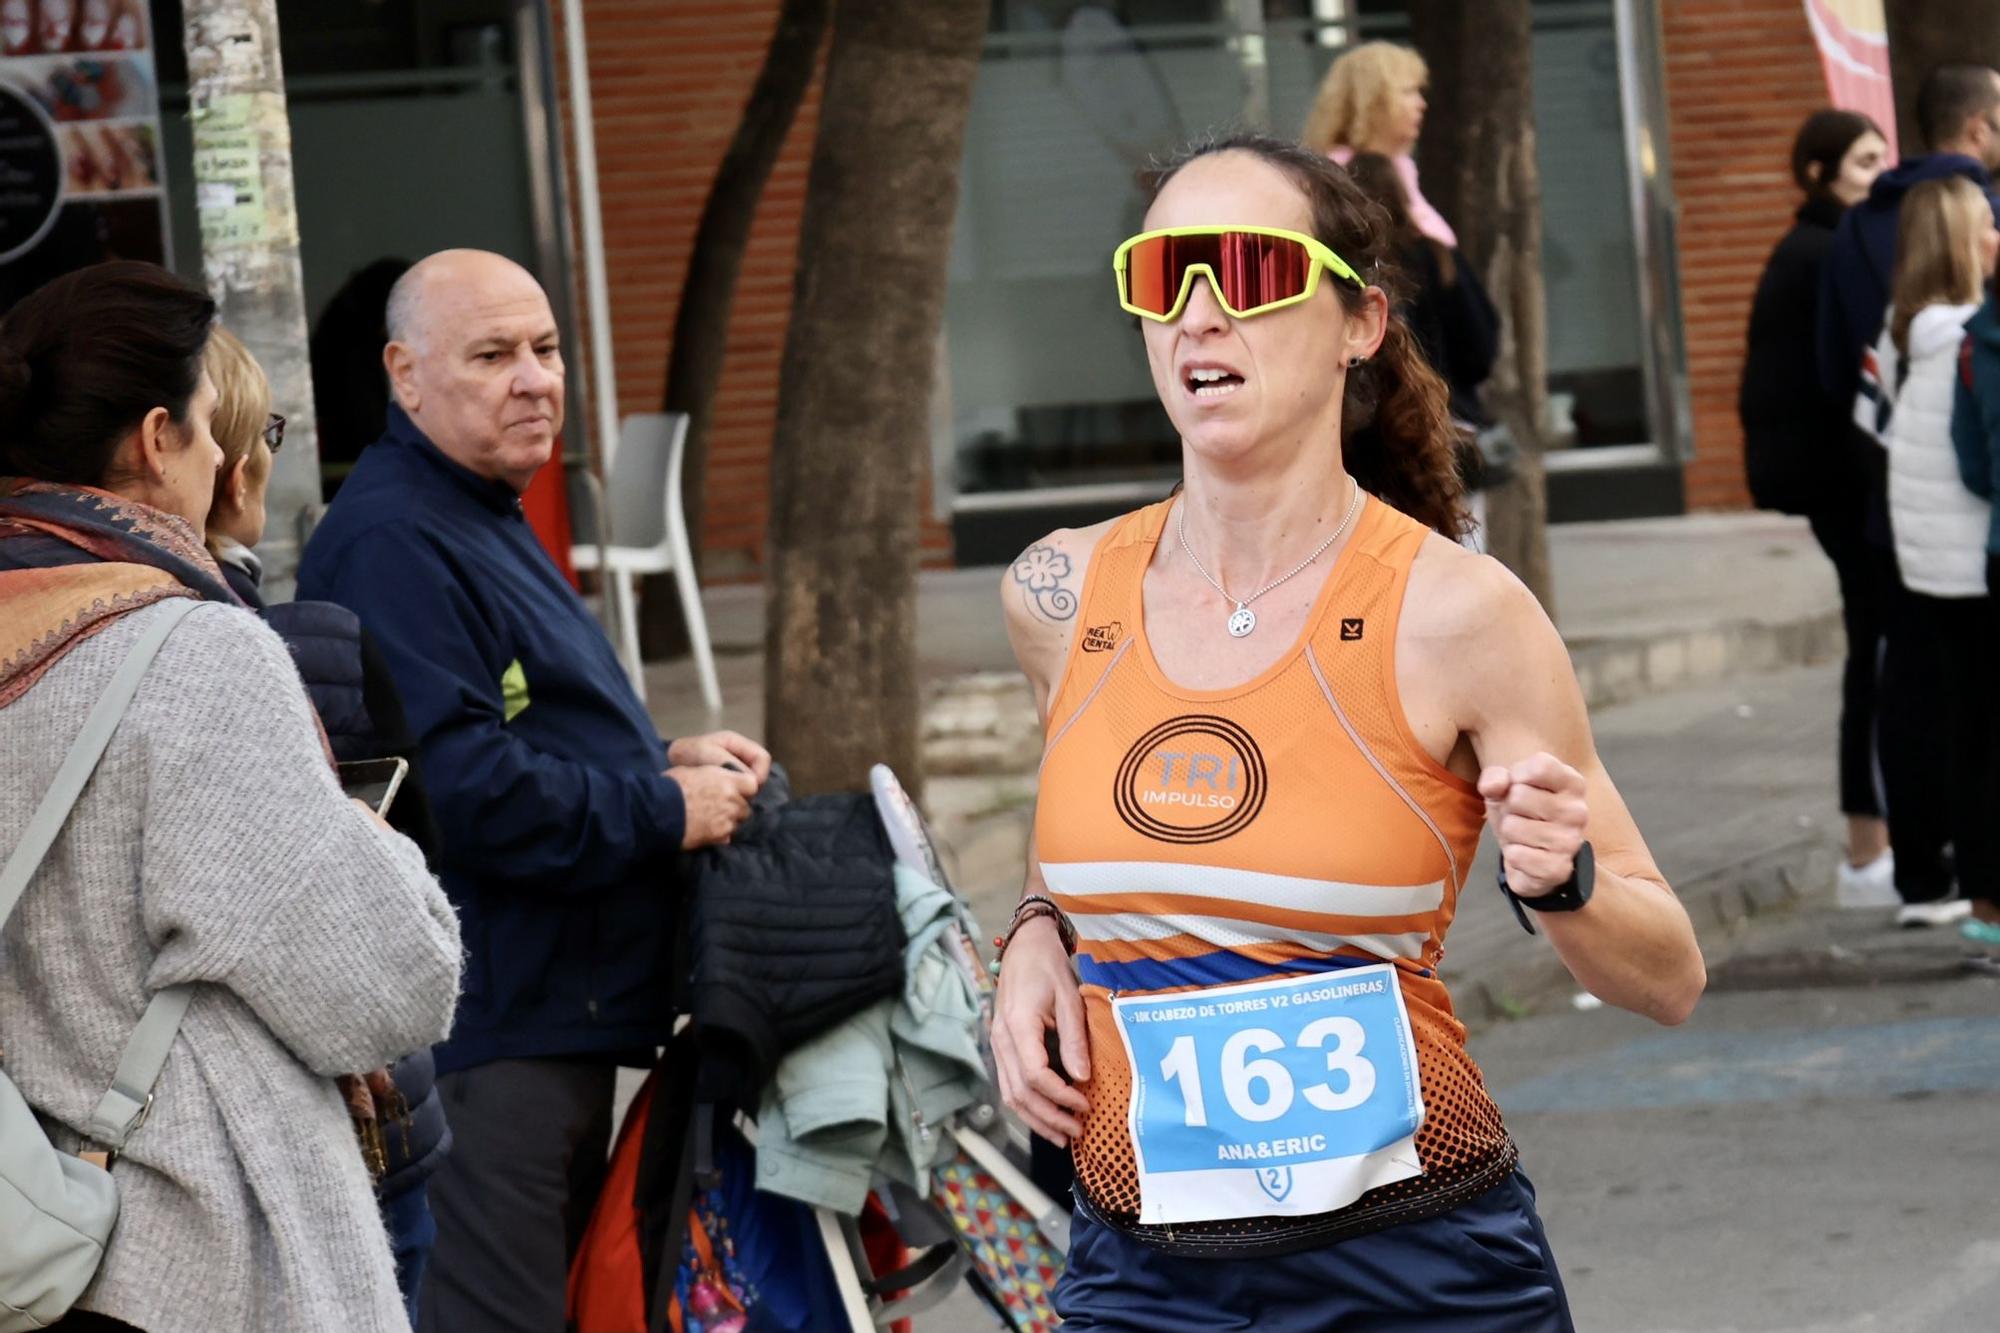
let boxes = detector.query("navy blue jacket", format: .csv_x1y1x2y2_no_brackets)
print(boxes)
1817,154,2000,407
298,406,686,1073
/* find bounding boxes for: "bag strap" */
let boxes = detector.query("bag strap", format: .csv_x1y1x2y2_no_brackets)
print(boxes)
0,596,205,1151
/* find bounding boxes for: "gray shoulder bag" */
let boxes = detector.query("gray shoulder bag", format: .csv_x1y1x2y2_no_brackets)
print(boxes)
1,597,202,1332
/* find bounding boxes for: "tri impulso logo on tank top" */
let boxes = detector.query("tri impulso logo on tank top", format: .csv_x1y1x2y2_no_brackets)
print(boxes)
1114,714,1268,844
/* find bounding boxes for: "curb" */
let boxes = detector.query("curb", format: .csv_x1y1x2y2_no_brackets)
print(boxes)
1566,609,1844,711
1457,833,1842,1029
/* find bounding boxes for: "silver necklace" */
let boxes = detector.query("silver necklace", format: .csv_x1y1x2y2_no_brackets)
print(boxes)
1176,485,1363,638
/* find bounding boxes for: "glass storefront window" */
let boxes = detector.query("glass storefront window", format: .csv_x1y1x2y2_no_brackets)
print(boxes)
944,0,1680,543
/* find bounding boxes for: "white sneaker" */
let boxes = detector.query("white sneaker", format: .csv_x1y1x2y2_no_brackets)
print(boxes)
1835,850,1899,909
1894,896,1973,928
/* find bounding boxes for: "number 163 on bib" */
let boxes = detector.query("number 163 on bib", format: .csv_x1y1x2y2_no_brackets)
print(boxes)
1111,963,1426,1226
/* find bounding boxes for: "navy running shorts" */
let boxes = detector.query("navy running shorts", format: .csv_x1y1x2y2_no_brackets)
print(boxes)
1054,1169,1575,1332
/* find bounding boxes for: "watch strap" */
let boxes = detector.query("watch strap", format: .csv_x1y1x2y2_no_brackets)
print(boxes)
1499,841,1594,935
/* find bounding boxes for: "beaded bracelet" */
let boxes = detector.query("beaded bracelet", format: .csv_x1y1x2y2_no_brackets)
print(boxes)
988,893,1077,976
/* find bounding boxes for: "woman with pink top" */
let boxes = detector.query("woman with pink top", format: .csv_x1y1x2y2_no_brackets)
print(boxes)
1303,41,1454,248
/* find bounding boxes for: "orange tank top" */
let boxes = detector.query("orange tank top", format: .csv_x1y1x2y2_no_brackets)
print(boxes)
1035,493,1516,1251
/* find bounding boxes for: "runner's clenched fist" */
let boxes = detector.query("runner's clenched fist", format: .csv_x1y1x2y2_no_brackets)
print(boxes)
1478,752,1589,898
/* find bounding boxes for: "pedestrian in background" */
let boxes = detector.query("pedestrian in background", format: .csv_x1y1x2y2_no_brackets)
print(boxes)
201,324,452,1325
1304,40,1453,246
0,260,461,1332
1950,221,2000,947
298,248,769,1332
1866,178,1998,935
1740,109,1892,906
1816,64,2000,925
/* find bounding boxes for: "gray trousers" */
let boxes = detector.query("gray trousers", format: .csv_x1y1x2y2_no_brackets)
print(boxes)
416,1058,617,1333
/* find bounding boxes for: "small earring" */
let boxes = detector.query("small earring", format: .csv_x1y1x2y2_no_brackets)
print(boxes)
1348,355,1369,368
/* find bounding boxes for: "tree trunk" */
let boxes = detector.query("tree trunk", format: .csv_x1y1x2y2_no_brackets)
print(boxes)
182,0,320,601
641,0,832,659
763,0,987,795
1885,4,2000,154
1407,0,1555,616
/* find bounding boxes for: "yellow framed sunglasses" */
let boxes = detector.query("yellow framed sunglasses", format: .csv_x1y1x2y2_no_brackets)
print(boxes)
1112,225,1366,323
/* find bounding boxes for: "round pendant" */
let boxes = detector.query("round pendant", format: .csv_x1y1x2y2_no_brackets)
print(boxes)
1227,605,1257,638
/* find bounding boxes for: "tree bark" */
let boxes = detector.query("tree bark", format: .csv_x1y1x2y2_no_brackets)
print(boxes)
1407,0,1556,616
763,0,987,795
1884,5,2000,154
641,0,831,659
182,0,320,600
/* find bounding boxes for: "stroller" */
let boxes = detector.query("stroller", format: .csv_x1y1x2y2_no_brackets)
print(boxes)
568,766,1067,1333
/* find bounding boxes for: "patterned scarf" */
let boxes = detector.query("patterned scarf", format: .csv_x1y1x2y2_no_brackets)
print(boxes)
0,479,242,710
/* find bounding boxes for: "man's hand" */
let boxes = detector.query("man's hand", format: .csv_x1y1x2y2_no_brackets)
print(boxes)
667,731,772,786
1478,752,1589,897
667,764,758,849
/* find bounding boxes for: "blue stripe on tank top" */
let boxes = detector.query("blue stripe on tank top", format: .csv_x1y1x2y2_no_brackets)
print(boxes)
1076,948,1401,992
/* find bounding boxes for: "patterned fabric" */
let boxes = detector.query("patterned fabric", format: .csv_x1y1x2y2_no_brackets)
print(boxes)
933,1153,1061,1333
0,480,237,709
671,1187,757,1333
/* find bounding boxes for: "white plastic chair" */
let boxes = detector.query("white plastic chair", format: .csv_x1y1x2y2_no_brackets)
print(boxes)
569,412,721,714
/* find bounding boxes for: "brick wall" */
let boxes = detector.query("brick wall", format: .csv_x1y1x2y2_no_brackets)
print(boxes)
574,1,952,579
1660,0,1832,510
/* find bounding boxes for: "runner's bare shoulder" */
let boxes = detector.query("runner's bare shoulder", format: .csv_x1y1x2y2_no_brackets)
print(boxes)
1402,532,1567,722
1001,519,1116,715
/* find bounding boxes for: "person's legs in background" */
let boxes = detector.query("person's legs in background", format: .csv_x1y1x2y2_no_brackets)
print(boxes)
1915,592,1994,922
1873,552,1961,919
1808,509,1892,896
416,1058,617,1333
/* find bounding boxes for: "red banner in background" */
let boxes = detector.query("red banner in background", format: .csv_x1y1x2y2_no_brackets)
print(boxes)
1804,0,1898,160
523,444,577,588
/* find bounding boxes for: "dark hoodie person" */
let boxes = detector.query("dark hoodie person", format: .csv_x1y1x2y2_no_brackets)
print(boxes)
1818,64,2000,408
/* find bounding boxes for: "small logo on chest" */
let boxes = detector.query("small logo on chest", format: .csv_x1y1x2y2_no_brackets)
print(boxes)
1115,714,1268,844
1340,618,1365,641
1082,621,1122,652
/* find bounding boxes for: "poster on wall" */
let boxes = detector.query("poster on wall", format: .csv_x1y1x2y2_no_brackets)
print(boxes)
0,0,169,310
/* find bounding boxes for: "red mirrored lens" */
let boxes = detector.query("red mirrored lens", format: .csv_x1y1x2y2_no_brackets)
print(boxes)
1122,232,1315,316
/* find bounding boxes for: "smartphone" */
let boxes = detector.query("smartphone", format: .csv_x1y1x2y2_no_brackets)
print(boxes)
338,757,409,817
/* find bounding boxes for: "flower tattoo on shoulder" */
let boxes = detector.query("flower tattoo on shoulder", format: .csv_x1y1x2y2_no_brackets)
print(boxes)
1012,542,1078,622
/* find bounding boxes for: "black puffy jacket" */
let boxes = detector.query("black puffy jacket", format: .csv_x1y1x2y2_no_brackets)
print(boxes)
681,786,907,1109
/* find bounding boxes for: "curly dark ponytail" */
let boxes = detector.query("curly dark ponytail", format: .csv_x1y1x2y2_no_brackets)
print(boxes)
1150,133,1469,539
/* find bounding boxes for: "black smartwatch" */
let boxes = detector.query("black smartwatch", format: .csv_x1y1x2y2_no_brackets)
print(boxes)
1498,841,1595,935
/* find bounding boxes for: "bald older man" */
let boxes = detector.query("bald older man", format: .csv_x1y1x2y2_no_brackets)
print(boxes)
299,250,765,1330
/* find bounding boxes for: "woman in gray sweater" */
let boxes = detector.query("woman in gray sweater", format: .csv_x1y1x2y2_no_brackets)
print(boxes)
0,263,462,1331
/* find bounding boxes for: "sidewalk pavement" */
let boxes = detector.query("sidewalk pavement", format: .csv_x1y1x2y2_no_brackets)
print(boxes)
639,510,1850,1016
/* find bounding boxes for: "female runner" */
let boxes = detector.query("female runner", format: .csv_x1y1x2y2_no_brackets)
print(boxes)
992,134,1705,1331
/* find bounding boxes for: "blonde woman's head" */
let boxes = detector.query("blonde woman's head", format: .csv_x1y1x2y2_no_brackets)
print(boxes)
202,324,275,551
1303,41,1428,156
1891,176,2000,353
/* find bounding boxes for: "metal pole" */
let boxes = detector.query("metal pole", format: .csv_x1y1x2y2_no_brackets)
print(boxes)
558,0,624,652
181,0,320,601
1231,0,1271,130
559,1,621,494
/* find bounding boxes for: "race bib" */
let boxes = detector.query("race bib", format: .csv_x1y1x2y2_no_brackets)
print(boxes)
1111,965,1425,1226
